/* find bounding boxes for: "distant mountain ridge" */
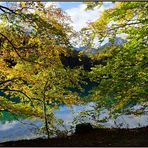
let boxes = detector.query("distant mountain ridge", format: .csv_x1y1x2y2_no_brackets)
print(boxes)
74,37,126,55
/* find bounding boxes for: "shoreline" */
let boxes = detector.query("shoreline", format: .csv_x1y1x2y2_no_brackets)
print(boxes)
1,126,148,147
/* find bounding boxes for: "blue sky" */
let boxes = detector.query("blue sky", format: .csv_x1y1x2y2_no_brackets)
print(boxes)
0,2,115,47
43,2,114,47
59,2,82,10
59,2,114,10
44,2,115,47
0,2,114,31
45,2,114,31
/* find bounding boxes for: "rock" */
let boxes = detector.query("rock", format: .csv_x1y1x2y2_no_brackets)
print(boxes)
75,123,93,134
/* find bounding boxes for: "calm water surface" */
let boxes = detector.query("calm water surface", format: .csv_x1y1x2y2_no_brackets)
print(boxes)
0,103,148,143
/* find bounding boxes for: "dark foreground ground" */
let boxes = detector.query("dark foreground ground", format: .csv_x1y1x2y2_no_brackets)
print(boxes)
1,126,148,147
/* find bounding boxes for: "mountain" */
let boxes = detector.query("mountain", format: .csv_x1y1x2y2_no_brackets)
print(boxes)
74,37,126,55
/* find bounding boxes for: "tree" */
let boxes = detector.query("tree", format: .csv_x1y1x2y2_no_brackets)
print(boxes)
0,2,83,138
82,2,148,115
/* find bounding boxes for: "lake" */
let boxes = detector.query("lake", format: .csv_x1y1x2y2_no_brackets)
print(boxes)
0,102,148,143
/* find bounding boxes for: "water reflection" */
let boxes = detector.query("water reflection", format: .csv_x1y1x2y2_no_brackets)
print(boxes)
0,103,148,143
0,120,42,143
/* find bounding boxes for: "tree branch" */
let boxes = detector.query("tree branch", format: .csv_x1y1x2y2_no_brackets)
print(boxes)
89,19,147,37
0,5,17,14
0,88,43,103
0,77,23,86
0,32,45,67
0,32,22,58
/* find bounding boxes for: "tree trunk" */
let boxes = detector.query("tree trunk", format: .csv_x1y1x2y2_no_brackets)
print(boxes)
43,98,50,139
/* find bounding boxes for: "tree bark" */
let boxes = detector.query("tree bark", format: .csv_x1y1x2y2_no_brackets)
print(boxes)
43,98,50,139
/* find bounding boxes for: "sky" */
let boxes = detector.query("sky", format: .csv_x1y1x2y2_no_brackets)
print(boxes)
45,2,114,31
0,2,115,47
44,2,115,47
0,2,114,32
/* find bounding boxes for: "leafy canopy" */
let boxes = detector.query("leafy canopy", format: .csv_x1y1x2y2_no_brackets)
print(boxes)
0,2,83,119
83,2,148,114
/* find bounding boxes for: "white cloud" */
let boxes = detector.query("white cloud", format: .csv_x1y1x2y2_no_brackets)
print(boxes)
66,4,105,31
44,2,60,9
117,33,128,39
0,121,17,131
